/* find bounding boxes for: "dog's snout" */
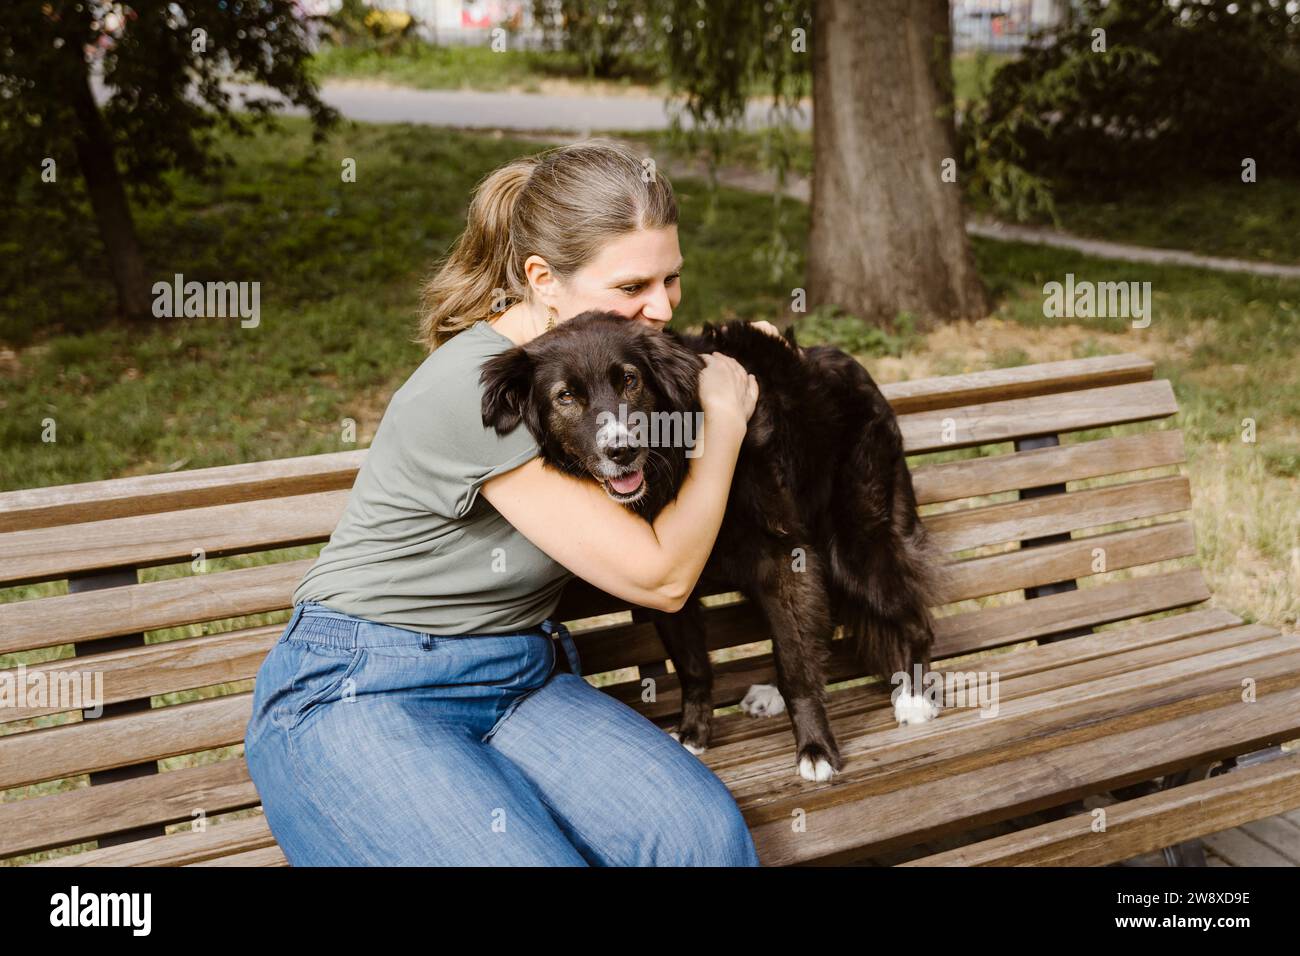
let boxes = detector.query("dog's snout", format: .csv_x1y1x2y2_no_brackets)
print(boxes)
605,443,637,466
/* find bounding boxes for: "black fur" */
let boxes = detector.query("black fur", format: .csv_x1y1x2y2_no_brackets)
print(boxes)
480,311,942,779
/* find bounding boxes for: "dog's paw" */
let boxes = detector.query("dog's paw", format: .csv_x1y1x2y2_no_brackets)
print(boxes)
741,683,787,718
894,691,940,726
668,729,708,755
796,744,842,783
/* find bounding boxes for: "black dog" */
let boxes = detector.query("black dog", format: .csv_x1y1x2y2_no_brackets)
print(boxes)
480,311,941,781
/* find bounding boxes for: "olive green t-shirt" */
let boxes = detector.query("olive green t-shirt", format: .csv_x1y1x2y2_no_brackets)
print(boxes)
293,319,574,635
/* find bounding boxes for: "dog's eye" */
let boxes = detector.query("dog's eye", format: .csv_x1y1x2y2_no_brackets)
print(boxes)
556,389,574,406
623,370,639,389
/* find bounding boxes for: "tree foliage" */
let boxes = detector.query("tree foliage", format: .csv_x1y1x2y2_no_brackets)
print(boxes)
0,1,338,205
531,0,652,76
962,0,1300,219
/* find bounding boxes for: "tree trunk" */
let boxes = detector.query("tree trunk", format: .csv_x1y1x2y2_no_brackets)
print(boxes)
808,0,988,329
70,65,151,322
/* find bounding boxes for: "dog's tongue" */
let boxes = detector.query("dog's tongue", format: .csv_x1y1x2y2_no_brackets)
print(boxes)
608,470,644,495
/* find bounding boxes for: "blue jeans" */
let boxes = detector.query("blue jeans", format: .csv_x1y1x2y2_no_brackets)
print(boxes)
243,600,760,866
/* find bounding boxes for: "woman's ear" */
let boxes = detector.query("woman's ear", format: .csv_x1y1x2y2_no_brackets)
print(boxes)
480,348,533,433
638,329,704,412
523,254,560,304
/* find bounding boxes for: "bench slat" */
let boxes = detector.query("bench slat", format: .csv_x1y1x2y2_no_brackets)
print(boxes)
31,813,277,868
0,491,347,587
882,354,1154,416
0,694,250,793
902,752,1300,866
0,560,308,656
898,380,1177,454
187,844,288,867
1,627,274,725
933,567,1211,656
0,759,257,860
912,430,1184,505
937,520,1195,604
0,451,365,535
926,475,1190,555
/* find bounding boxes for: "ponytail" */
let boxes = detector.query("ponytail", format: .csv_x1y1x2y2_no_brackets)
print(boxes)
416,158,537,350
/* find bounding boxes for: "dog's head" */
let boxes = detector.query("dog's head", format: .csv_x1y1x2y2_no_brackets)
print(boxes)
480,310,703,514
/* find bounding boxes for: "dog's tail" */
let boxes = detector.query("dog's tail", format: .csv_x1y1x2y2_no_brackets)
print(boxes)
818,358,944,687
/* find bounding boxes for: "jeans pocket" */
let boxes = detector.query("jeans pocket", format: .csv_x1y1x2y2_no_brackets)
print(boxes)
287,642,366,732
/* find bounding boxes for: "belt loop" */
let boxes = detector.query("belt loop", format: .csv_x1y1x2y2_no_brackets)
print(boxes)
540,619,581,677
279,602,306,643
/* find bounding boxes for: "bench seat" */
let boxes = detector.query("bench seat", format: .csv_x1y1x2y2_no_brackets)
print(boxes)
4,352,1298,866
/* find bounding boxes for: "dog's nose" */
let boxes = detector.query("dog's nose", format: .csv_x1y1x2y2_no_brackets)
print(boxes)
606,444,636,466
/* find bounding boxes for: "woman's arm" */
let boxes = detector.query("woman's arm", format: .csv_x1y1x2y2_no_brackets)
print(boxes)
481,353,756,612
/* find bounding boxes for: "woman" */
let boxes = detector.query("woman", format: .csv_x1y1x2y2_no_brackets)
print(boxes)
244,139,773,866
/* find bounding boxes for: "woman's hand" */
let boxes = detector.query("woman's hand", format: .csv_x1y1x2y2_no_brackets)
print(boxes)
698,352,759,430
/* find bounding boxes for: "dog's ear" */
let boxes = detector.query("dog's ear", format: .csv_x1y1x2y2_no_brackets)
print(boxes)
480,347,533,434
638,329,703,411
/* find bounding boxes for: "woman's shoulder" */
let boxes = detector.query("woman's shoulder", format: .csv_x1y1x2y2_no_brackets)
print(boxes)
377,320,537,496
351,319,534,519
394,320,510,407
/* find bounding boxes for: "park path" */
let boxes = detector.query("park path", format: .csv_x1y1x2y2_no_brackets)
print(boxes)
186,77,810,132
117,77,1299,278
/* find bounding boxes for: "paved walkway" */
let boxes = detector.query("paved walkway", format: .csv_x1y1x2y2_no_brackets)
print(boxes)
204,78,810,132
966,219,1300,279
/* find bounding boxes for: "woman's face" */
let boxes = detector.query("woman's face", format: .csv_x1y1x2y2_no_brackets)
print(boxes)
533,226,683,333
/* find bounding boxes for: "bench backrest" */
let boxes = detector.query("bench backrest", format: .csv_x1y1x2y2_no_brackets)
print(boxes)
0,353,1207,863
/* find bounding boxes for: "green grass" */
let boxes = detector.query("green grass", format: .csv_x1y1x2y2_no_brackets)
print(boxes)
951,50,1015,108
310,43,663,92
1050,177,1300,266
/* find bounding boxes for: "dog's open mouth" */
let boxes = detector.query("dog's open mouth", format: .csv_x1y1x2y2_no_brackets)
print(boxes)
599,468,647,504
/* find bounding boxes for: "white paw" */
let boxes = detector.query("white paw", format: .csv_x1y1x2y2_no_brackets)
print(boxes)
798,754,837,783
741,683,786,718
894,691,940,726
668,730,707,755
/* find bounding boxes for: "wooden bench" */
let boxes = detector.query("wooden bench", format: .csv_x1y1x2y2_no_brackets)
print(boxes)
3,352,1299,867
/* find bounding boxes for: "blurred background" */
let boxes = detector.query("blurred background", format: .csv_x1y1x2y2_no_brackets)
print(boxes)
1,0,1296,634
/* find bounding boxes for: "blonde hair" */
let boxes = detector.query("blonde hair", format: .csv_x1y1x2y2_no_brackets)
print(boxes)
416,139,678,351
